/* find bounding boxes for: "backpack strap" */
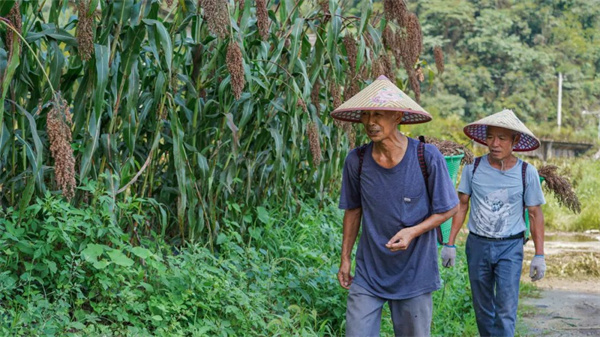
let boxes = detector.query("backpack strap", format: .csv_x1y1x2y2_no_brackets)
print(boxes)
522,161,529,244
521,161,528,207
417,140,429,183
417,137,443,245
356,143,369,181
472,156,482,175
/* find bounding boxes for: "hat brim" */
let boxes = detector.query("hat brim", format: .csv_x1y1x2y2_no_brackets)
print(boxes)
330,75,432,124
464,124,540,151
331,107,432,124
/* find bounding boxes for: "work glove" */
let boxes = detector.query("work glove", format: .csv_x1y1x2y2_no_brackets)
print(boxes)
529,255,546,282
441,245,456,268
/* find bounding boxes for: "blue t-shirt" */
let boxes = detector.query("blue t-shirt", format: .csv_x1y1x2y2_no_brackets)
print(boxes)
457,155,546,238
339,137,459,300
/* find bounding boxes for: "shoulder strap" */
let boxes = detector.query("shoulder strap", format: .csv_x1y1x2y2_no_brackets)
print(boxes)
417,140,429,183
473,156,482,175
356,144,368,179
522,161,529,244
521,161,528,207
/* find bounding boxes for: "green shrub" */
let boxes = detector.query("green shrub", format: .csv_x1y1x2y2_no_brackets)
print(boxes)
2,185,545,336
0,185,347,335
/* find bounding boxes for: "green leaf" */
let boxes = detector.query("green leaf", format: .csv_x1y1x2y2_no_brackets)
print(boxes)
327,6,342,60
93,260,110,269
358,0,373,35
81,244,106,262
0,32,20,138
143,19,172,73
248,227,262,239
18,176,35,212
121,26,145,78
130,246,152,259
169,110,188,230
80,44,109,179
257,206,270,224
217,233,228,245
93,44,109,120
230,202,241,213
45,260,58,274
113,0,135,25
268,128,283,158
288,18,305,71
69,321,86,330
0,48,7,76
88,0,100,16
356,36,366,75
0,1,15,16
15,105,44,191
196,153,209,173
107,249,135,267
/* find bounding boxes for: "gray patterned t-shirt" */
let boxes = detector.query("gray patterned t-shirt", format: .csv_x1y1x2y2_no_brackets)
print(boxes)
458,155,546,238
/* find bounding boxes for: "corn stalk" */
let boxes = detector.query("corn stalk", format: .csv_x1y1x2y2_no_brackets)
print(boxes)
0,0,423,246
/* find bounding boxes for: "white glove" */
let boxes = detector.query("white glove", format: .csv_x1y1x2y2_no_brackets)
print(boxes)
441,245,456,268
529,255,546,281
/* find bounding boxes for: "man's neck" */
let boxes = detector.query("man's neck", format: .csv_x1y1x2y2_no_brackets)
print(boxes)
487,154,518,171
372,132,407,168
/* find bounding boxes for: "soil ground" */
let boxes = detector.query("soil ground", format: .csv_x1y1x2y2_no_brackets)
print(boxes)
519,232,600,336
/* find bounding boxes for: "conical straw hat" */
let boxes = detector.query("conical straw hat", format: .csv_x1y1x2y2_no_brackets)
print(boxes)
463,109,540,151
330,75,432,124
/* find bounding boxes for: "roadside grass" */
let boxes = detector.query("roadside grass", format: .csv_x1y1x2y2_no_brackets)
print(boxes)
1,188,557,336
534,158,600,232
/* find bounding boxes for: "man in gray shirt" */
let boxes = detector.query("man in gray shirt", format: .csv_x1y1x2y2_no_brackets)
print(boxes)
442,109,546,337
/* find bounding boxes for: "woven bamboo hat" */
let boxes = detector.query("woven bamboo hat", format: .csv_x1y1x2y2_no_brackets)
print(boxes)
330,75,432,124
463,109,540,151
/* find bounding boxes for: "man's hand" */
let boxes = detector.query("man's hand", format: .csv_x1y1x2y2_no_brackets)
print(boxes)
338,258,353,289
441,245,456,267
529,255,546,282
386,228,416,252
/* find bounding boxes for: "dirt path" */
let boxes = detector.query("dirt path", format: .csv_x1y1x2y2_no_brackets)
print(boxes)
520,232,600,336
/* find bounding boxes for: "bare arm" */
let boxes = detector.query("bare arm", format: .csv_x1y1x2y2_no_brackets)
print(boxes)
447,193,470,246
338,207,362,289
386,204,458,252
527,205,545,255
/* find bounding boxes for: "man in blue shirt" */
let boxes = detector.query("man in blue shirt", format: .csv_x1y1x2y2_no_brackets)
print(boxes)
442,109,547,337
331,76,459,336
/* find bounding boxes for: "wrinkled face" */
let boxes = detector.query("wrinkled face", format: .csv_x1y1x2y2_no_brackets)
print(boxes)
360,110,403,142
485,126,520,161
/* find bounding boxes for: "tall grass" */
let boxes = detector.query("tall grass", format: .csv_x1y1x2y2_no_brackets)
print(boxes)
0,0,439,247
534,158,600,231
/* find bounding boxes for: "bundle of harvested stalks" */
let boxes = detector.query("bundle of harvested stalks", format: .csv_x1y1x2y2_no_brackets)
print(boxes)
420,136,474,165
538,165,581,214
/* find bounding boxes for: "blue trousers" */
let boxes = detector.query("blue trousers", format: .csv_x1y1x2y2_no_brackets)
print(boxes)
466,234,523,337
346,283,432,337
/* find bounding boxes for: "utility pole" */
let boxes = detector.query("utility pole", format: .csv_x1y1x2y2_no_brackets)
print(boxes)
557,72,562,131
